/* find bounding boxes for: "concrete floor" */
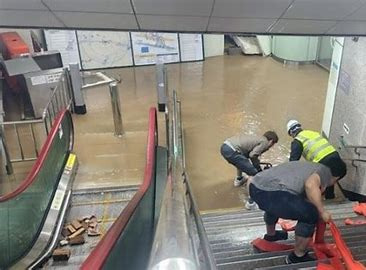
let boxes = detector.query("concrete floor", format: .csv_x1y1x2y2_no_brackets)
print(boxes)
71,55,328,211
1,55,329,211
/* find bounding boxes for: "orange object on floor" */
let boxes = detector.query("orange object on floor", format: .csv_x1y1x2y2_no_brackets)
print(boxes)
344,218,366,225
0,32,30,92
278,218,297,231
251,238,293,252
329,221,366,270
353,203,366,216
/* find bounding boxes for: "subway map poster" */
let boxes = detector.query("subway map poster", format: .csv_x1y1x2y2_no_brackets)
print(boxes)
131,32,180,65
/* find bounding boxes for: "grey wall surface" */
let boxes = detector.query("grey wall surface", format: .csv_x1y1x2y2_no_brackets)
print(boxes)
329,37,366,196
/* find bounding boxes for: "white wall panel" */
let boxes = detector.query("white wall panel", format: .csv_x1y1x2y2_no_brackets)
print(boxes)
133,0,213,16
43,0,133,13
54,12,138,30
212,0,292,18
137,15,208,32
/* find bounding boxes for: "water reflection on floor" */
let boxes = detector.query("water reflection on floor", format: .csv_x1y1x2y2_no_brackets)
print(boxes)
75,55,328,211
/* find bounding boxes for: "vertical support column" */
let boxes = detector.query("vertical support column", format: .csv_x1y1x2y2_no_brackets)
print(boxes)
156,63,167,112
109,82,123,137
68,63,87,114
0,124,13,175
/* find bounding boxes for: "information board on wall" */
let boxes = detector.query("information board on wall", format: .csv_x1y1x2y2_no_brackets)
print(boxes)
77,31,133,70
131,32,180,65
44,30,81,67
179,34,204,62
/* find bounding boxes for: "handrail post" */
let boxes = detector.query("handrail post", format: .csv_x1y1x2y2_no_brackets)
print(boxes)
109,82,123,137
0,125,13,175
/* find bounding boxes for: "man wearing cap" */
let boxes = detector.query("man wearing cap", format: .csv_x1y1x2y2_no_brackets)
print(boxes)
286,120,347,199
248,160,347,264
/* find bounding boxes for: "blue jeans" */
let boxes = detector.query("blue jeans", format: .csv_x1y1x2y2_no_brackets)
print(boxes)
249,184,319,238
220,144,258,176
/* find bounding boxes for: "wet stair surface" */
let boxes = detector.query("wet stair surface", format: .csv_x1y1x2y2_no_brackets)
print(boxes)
202,201,366,270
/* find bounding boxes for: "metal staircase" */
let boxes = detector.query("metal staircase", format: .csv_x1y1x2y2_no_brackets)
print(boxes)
202,201,366,270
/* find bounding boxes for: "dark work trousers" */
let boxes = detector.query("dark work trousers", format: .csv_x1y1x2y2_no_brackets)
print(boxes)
220,144,258,176
249,183,319,238
319,151,346,199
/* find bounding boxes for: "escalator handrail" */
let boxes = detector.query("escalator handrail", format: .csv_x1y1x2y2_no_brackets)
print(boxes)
0,109,72,202
81,107,158,270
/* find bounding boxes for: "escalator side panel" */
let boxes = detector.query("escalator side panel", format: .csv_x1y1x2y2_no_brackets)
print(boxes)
102,146,167,270
154,146,168,226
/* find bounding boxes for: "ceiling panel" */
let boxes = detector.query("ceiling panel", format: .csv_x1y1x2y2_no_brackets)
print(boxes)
137,15,209,31
212,0,292,18
270,19,337,34
208,17,276,33
0,10,62,27
132,0,213,16
43,0,133,13
54,12,138,30
283,0,364,20
327,21,366,35
345,4,366,20
0,0,47,10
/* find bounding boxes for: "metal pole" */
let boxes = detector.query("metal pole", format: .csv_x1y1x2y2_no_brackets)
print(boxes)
156,63,167,112
0,125,13,175
108,82,123,137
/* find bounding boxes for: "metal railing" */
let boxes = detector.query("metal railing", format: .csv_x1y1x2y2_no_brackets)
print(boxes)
81,72,123,136
149,90,217,270
339,136,366,168
1,69,73,173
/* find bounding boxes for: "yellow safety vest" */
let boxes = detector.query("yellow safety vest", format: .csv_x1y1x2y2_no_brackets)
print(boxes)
295,130,336,162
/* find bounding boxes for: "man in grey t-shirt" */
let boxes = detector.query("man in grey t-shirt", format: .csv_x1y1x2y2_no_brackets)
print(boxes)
248,161,347,264
220,131,278,187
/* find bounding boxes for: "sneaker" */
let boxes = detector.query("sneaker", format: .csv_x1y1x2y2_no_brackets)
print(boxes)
264,230,288,242
285,251,316,264
245,199,258,210
234,176,247,187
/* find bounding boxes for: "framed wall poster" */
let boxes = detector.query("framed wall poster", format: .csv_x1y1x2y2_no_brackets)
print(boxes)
44,29,81,67
131,32,180,65
179,34,204,62
77,30,133,70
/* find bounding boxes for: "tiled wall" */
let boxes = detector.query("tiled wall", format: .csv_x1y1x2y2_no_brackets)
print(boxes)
329,37,366,196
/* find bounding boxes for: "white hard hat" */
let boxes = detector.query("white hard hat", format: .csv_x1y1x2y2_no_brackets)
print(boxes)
287,119,300,133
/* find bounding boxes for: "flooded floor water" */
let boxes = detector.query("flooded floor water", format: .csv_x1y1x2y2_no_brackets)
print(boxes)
1,55,328,211
72,55,328,211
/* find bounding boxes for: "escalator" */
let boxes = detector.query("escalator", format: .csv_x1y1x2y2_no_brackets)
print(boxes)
0,109,75,269
0,106,164,269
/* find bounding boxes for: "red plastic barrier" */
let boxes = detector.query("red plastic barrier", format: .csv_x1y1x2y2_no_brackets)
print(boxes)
0,32,30,92
344,218,366,225
353,203,366,216
328,221,366,270
251,238,293,252
0,32,29,59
